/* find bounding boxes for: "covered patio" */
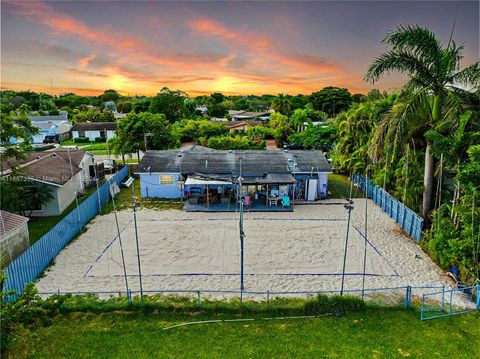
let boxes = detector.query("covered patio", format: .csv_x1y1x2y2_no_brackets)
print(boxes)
183,173,295,212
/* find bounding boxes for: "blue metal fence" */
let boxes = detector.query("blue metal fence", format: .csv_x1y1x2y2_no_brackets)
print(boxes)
421,285,480,320
352,173,424,241
3,166,129,300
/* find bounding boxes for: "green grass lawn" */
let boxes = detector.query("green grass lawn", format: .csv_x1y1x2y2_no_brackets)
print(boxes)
328,173,364,199
27,186,99,244
101,179,182,213
10,308,479,358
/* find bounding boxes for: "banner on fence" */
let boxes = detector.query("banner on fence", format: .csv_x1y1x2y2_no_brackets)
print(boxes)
352,173,424,241
3,166,129,300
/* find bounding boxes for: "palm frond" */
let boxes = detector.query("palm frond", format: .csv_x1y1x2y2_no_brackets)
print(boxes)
365,50,435,84
450,62,480,89
384,24,442,65
370,86,431,161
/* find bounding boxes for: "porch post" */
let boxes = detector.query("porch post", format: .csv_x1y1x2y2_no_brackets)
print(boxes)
206,184,209,208
266,184,269,206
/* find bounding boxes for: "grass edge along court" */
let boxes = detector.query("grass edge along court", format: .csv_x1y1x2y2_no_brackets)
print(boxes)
6,293,480,358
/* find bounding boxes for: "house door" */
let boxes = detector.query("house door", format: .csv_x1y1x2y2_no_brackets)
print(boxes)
307,179,318,201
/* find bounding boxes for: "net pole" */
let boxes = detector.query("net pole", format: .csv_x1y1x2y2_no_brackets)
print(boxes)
132,192,143,300
340,202,354,296
238,158,245,292
361,170,368,300
110,185,130,298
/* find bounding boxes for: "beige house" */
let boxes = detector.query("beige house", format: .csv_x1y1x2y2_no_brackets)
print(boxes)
1,149,94,216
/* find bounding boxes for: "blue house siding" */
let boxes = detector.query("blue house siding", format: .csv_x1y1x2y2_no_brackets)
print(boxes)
140,173,182,198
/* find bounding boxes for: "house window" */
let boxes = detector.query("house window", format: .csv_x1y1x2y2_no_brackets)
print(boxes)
78,130,85,137
100,130,106,138
160,175,174,185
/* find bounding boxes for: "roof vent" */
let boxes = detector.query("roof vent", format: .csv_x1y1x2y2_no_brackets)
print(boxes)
228,150,233,153
284,149,288,152
287,159,293,162
177,153,182,158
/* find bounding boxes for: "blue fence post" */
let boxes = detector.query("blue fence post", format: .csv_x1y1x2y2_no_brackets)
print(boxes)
421,294,425,320
449,290,453,316
441,285,445,312
476,286,480,309
405,286,412,310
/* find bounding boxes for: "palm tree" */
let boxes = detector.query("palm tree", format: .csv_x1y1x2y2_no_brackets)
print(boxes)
290,109,309,132
365,25,480,218
272,94,290,115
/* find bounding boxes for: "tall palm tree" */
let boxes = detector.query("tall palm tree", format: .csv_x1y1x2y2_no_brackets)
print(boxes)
365,25,480,218
272,94,291,115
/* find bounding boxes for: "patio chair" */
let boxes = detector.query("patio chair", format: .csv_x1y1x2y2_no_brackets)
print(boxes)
269,197,278,207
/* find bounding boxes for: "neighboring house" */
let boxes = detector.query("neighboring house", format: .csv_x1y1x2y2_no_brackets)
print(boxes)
8,111,72,144
71,122,116,141
136,149,332,209
0,210,29,267
230,111,271,121
227,121,263,132
1,149,94,216
30,120,72,143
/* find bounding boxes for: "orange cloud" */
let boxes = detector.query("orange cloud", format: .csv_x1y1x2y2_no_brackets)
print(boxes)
188,18,274,51
78,55,96,69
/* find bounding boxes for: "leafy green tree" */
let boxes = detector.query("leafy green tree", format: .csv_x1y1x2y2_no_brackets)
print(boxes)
149,87,187,122
288,125,337,149
267,112,292,142
0,176,53,216
132,98,151,113
365,25,480,218
233,97,251,111
352,94,367,103
207,103,227,118
72,108,115,123
117,100,132,113
309,87,352,117
0,111,38,163
272,94,291,115
104,101,117,112
115,112,175,160
210,92,225,104
289,94,309,111
98,89,121,103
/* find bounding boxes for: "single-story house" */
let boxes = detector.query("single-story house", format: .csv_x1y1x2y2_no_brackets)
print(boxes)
230,111,271,121
1,149,94,216
227,120,263,132
136,149,332,211
0,210,29,267
71,122,116,142
30,120,72,143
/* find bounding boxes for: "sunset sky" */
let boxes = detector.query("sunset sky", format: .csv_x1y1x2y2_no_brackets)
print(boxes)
1,1,478,97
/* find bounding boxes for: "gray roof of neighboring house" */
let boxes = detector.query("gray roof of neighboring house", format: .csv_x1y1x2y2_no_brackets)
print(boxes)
71,122,116,131
1,149,88,185
31,121,57,131
29,111,68,122
0,210,29,238
231,111,270,119
138,150,332,175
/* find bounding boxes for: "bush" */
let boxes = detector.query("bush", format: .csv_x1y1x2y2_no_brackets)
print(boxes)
207,135,265,150
1,282,70,353
95,136,107,143
304,294,366,315
73,136,90,143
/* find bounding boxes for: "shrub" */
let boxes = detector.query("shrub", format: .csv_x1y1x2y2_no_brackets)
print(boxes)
304,294,366,315
0,282,70,353
95,136,107,143
73,136,90,143
207,135,265,150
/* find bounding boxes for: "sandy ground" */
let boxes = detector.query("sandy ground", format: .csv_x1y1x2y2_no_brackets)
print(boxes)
36,199,474,306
